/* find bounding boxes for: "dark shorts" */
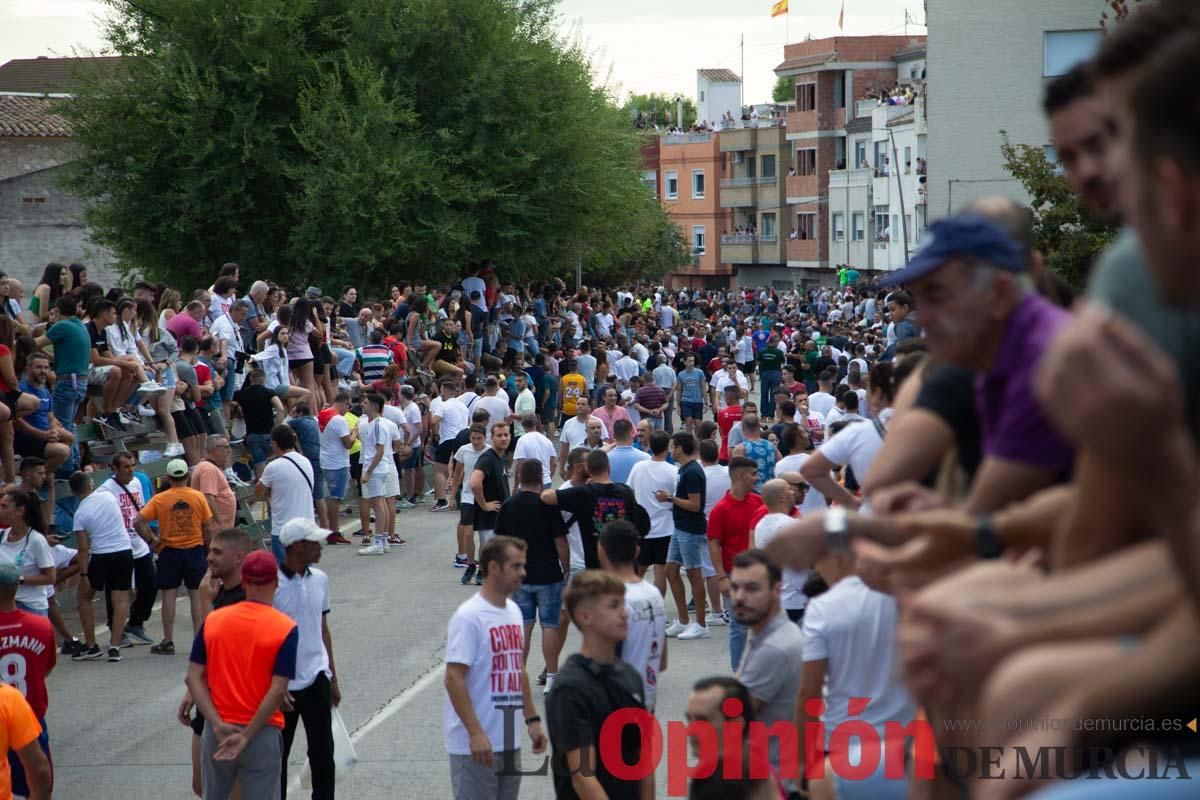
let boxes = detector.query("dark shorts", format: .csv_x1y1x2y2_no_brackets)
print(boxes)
203,407,226,437
172,408,206,439
191,709,206,737
637,535,670,567
458,502,476,526
680,401,704,420
8,717,50,799
290,357,314,371
156,546,207,591
738,361,756,375
12,430,47,459
350,450,363,483
401,446,422,471
86,549,134,592
434,440,454,465
246,432,272,465
2,388,21,411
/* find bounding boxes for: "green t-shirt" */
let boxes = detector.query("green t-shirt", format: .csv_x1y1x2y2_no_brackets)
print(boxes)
1087,229,1200,445
46,316,91,375
758,347,785,371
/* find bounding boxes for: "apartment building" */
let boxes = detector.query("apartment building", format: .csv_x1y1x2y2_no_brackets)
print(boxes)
774,34,925,281
657,130,732,289
925,0,1103,220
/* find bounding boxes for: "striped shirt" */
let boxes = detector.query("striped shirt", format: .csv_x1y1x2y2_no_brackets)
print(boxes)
356,344,393,384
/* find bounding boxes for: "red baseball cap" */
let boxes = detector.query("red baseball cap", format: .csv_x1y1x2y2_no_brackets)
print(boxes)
241,550,279,586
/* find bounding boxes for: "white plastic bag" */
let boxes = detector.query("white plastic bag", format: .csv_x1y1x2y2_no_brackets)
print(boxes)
300,708,358,788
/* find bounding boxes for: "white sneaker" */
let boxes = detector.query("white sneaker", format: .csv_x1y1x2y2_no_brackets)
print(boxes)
705,613,728,627
382,539,392,553
542,675,555,695
357,544,385,556
138,381,167,396
665,620,688,638
677,622,711,640
137,404,157,417
163,442,185,457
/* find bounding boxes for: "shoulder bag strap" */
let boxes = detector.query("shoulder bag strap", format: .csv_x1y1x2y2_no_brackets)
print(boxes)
280,453,314,492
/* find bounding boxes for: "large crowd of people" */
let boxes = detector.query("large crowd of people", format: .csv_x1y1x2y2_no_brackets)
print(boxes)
0,3,1197,799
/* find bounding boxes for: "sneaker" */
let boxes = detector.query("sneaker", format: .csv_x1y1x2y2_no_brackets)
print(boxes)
543,675,555,695
430,500,450,512
137,404,157,417
536,669,547,686
326,533,352,545
687,598,696,612
705,613,728,627
677,622,711,640
721,610,731,624
118,409,141,426
358,544,385,556
73,644,104,661
453,554,469,568
107,646,122,662
60,637,83,656
396,498,416,510
96,413,126,432
163,442,185,457
138,380,168,396
665,620,687,638
424,487,437,496
125,625,153,645
382,539,391,553
474,570,483,586
460,564,477,585
412,495,425,505
117,634,134,648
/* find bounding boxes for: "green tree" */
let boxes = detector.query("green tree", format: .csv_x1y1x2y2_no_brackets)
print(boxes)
772,75,794,104
622,92,697,130
63,0,680,292
999,131,1116,289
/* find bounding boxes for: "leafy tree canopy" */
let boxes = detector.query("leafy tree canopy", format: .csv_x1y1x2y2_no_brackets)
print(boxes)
772,75,794,104
621,92,697,130
63,0,687,293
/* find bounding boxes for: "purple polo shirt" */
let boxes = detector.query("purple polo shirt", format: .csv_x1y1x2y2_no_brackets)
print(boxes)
974,293,1074,476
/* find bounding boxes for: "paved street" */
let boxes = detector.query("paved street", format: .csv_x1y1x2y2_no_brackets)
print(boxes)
49,497,731,799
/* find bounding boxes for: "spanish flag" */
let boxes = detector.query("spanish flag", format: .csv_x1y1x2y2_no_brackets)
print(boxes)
771,0,788,18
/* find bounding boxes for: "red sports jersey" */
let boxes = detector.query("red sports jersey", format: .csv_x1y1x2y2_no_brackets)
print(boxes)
717,406,743,462
0,610,55,719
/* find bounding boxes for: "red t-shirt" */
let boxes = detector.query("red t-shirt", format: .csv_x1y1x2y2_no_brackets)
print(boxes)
707,357,723,375
382,337,408,374
317,407,338,432
0,609,55,719
707,492,765,574
717,406,743,462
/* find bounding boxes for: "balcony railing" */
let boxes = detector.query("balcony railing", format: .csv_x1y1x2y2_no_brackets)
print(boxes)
662,132,713,145
720,176,778,188
720,234,777,244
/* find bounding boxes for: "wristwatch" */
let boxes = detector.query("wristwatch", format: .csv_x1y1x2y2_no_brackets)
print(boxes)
975,514,1003,560
824,506,850,553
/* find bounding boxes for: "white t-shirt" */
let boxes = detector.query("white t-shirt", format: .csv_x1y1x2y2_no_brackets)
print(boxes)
273,566,331,691
774,453,829,514
513,432,555,486
702,464,731,518
818,420,885,512
461,276,488,312
259,453,316,538
0,530,54,610
48,544,77,599
100,477,151,559
808,391,836,417
435,396,470,444
401,402,423,448
454,444,487,505
754,513,811,611
627,459,678,539
710,371,749,409
72,491,132,554
802,577,916,747
594,313,614,338
614,356,640,382
620,578,667,713
360,416,400,472
443,593,526,754
104,324,143,360
318,414,352,470
559,416,597,451
209,313,242,354
476,395,511,442
513,390,536,435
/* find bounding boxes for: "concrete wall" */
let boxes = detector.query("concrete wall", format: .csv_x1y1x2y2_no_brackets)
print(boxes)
926,0,1101,220
697,78,740,127
0,137,75,183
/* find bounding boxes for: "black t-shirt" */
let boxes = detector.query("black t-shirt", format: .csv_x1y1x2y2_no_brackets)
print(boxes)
337,302,356,319
672,460,707,534
555,483,638,568
548,654,646,800
433,331,460,364
86,320,110,358
915,363,982,483
758,346,784,371
471,448,510,530
495,491,566,584
233,384,277,435
213,583,246,609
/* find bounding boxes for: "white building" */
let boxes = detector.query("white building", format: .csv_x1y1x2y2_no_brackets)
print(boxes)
925,0,1102,220
696,69,741,128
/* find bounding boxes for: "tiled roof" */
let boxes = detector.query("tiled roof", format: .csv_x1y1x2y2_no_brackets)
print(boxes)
0,95,71,137
0,56,126,95
697,68,740,83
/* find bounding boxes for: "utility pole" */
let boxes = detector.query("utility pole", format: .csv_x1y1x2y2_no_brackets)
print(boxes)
740,34,745,112
888,128,910,264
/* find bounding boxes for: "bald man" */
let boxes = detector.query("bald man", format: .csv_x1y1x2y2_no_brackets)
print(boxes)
753,478,811,625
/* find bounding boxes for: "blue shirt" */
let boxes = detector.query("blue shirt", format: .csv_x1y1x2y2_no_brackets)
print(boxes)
17,380,50,431
607,445,649,484
742,439,775,493
287,416,322,464
677,368,706,404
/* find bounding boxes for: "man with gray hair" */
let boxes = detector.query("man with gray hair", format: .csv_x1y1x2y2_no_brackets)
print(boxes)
210,299,250,419
243,280,270,353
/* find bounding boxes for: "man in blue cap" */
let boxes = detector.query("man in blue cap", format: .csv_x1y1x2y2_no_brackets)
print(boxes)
881,211,1075,512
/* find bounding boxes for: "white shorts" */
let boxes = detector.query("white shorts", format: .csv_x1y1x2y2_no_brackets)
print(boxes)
88,365,115,386
364,469,400,499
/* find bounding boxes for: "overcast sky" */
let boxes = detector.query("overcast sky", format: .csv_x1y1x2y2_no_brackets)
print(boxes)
1,0,924,104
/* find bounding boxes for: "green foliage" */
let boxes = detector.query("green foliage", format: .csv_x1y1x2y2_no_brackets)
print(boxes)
622,92,697,130
62,0,680,292
999,131,1116,289
772,75,794,104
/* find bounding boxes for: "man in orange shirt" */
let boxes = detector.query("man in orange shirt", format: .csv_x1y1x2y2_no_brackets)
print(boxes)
135,459,216,656
0,683,49,800
187,550,297,800
0,564,54,800
557,360,587,429
191,436,238,530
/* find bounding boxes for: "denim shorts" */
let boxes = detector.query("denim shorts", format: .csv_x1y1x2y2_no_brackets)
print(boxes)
512,582,563,627
667,529,709,570
680,401,704,420
246,433,272,464
323,467,350,500
311,466,327,500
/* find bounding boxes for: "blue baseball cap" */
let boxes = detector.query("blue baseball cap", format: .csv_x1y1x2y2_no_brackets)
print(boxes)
880,213,1025,286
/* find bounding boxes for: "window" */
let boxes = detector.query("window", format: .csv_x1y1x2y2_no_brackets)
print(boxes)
692,169,705,199
641,170,658,196
1044,30,1102,77
761,212,777,240
833,74,846,108
852,212,865,241
831,213,845,242
874,141,889,173
665,171,678,200
854,140,868,169
834,137,847,170
797,213,817,240
874,206,889,240
700,89,706,102
905,215,912,242
692,226,706,255
797,149,817,176
760,154,776,180
796,83,816,111
904,146,912,173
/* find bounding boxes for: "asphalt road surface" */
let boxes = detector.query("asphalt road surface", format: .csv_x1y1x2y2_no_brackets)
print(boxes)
49,496,734,799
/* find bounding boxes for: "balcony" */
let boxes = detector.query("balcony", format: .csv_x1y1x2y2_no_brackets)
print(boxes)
720,184,755,208
720,177,777,188
786,109,816,134
662,132,713,145
721,235,784,265
787,173,818,201
872,175,890,203
787,238,820,262
828,167,872,190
